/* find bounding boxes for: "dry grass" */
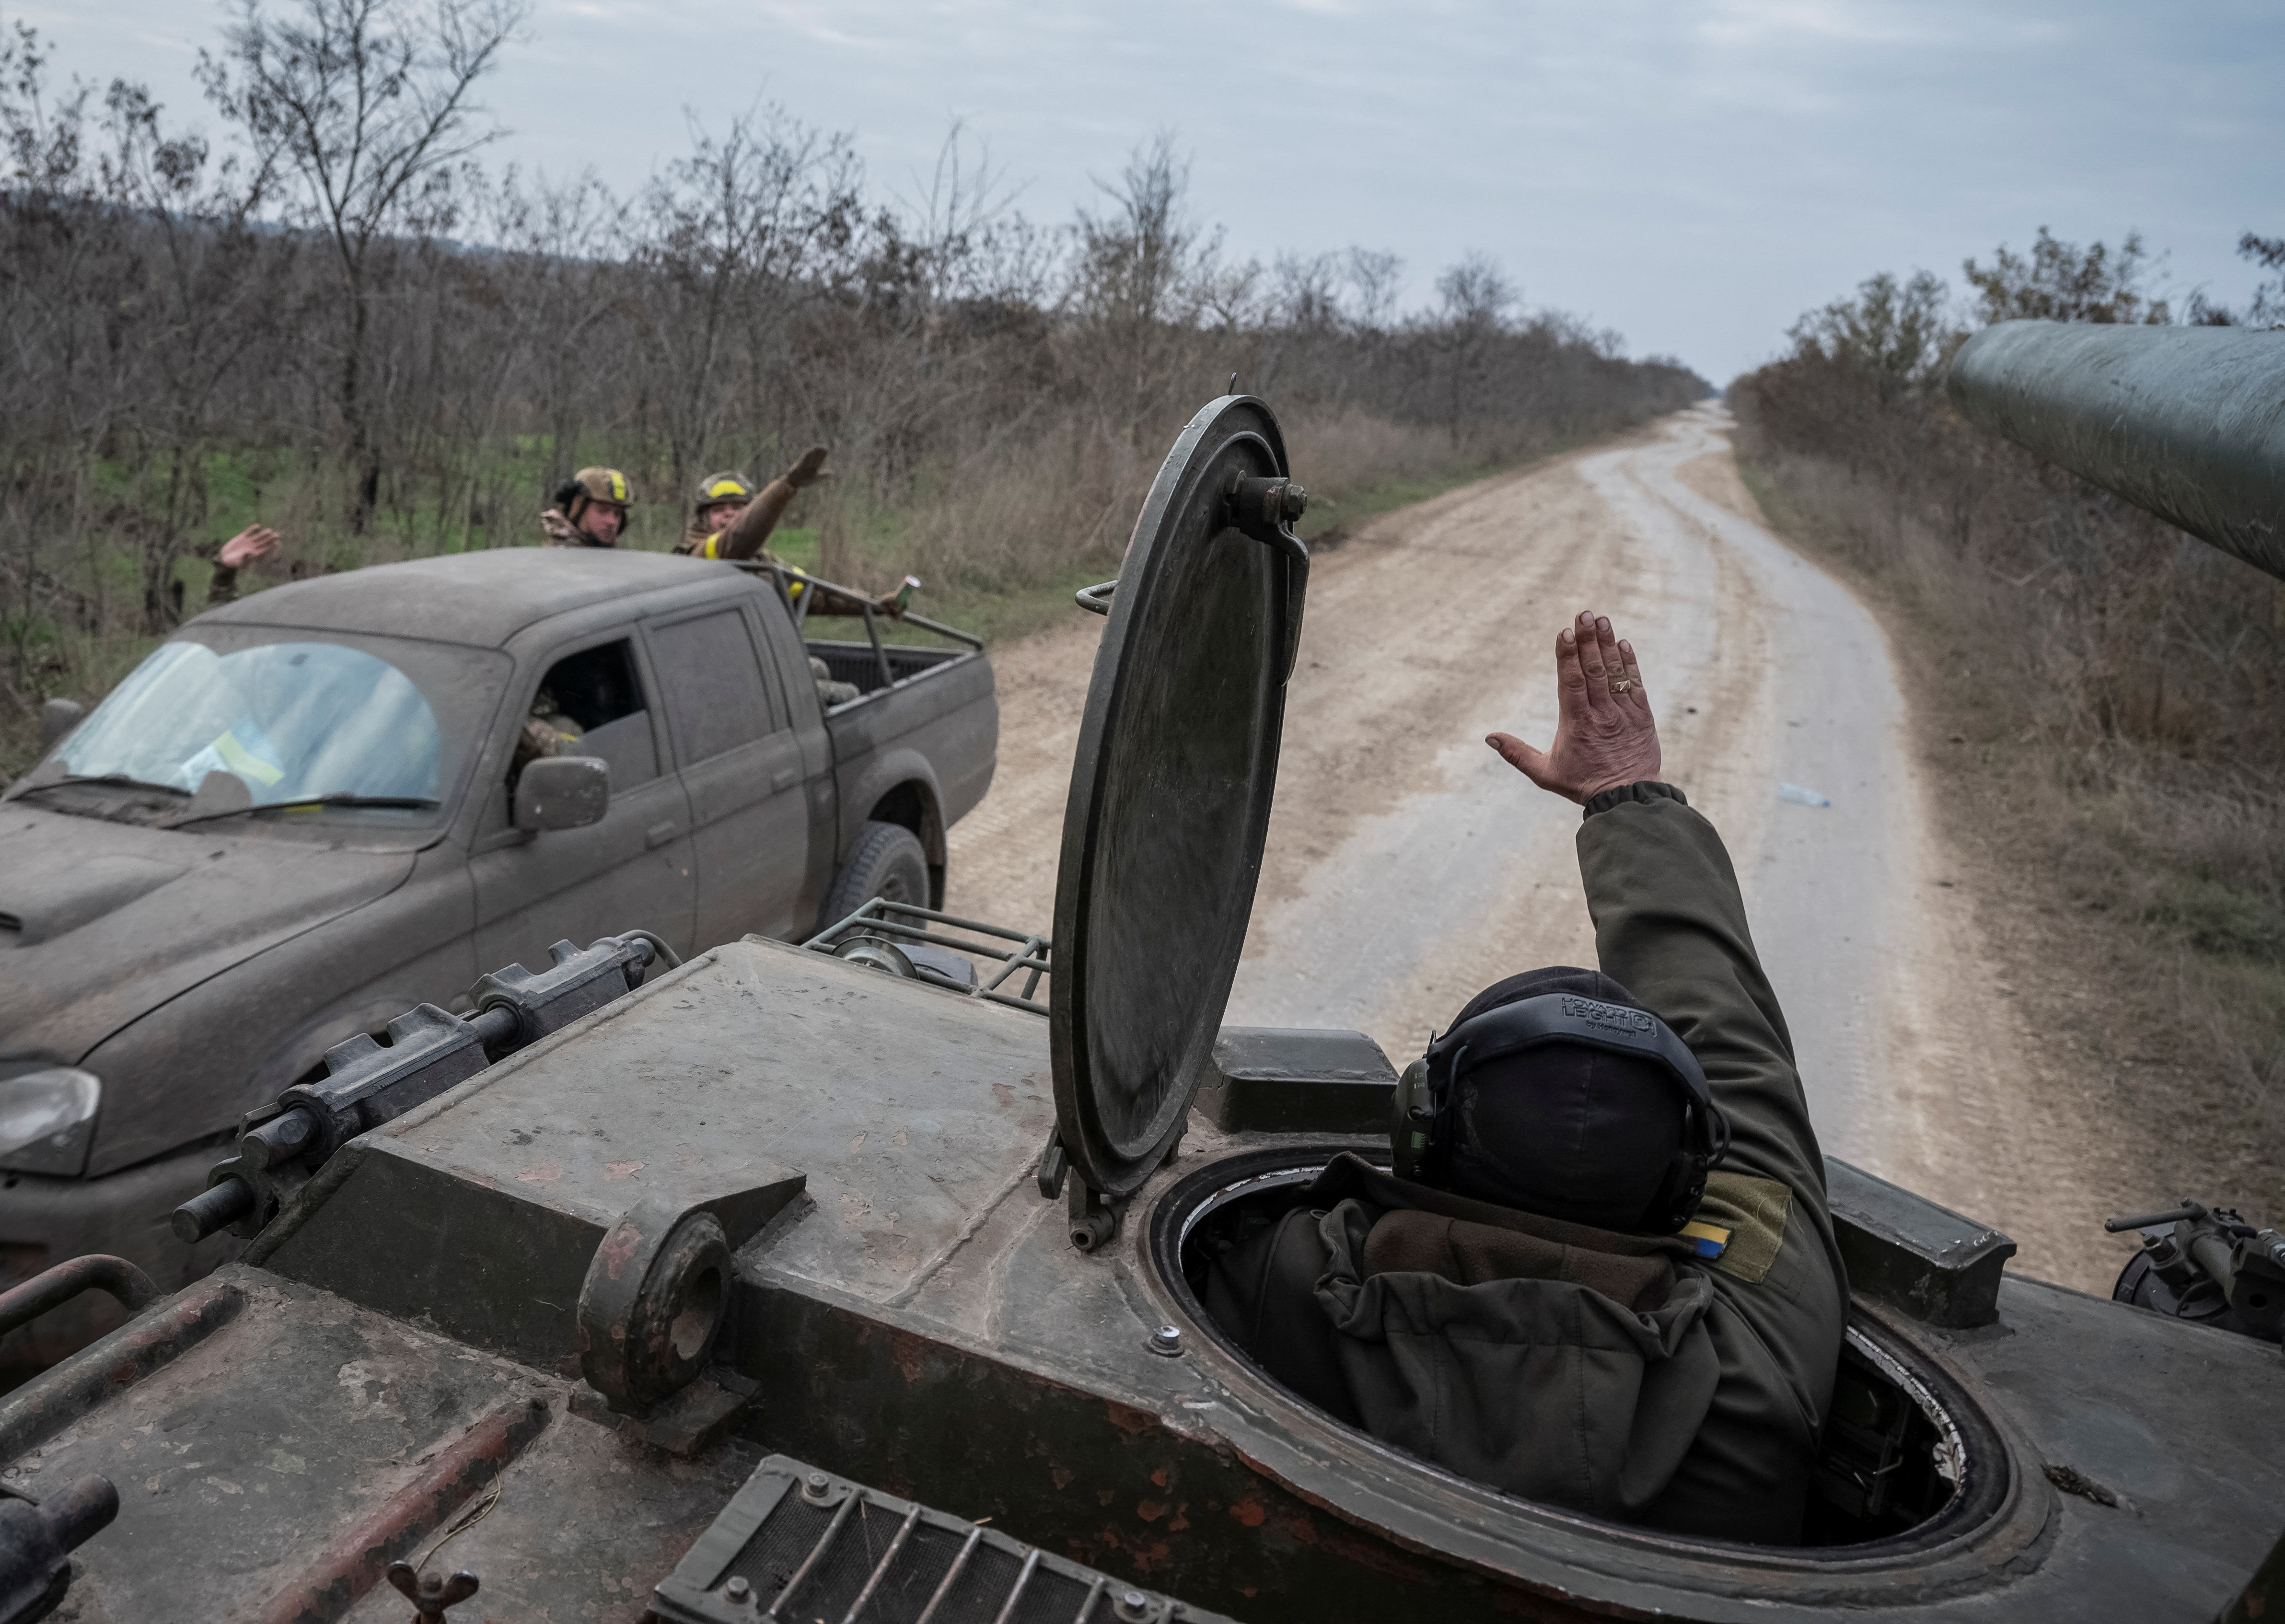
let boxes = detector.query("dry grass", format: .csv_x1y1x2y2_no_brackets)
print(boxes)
1736,448,2285,1233
2,401,1614,777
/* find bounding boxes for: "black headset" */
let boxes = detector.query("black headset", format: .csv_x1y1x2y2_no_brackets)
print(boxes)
1389,992,1730,1234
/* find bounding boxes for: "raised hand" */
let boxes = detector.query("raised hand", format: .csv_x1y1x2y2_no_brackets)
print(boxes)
217,525,282,569
1487,609,1663,804
785,446,832,489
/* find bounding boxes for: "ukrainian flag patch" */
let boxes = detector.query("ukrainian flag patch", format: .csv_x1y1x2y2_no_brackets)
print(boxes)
1680,1219,1731,1259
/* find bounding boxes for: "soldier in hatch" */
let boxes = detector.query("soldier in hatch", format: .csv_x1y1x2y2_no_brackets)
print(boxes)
1204,609,1846,1546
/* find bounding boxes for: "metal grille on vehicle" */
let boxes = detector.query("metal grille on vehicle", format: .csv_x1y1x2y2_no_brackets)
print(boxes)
650,1455,1234,1624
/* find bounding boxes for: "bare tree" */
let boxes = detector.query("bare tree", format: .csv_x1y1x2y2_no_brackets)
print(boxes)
1069,134,1218,435
465,169,627,538
2241,232,2285,328
0,17,1711,776
1347,249,1404,332
0,26,119,697
1962,227,2171,327
1434,250,1517,445
200,0,524,529
627,106,858,499
100,81,286,625
1786,269,1951,408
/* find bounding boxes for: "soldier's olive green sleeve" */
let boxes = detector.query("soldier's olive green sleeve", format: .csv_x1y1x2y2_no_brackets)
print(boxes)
1575,782,1827,1206
716,478,800,562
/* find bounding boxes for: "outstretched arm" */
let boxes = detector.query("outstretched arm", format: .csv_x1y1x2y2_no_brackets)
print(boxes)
1487,609,1826,1200
207,525,281,606
716,446,830,562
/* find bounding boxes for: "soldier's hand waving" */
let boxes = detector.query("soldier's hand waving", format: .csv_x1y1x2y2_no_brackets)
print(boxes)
218,525,282,569
784,446,831,490
1487,609,1663,804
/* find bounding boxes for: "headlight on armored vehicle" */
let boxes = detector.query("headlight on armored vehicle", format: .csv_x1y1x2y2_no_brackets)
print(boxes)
0,1064,100,1176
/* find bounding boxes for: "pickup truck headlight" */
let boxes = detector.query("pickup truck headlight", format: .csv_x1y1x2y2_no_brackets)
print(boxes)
0,1064,101,1176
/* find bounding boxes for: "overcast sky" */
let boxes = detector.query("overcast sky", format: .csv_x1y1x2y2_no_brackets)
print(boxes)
25,0,2283,383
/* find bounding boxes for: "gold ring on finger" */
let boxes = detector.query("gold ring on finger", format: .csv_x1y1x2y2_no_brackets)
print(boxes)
1609,677,1635,695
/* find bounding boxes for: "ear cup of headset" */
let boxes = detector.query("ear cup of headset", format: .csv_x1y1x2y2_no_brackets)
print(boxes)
1389,1057,1433,1180
1650,1113,1711,1235
553,479,585,510
1642,1098,1728,1233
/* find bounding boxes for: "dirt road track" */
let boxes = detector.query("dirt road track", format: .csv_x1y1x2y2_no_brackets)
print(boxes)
947,406,2098,1287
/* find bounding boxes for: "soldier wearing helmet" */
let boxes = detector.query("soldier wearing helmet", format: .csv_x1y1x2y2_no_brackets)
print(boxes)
676,452,821,563
675,448,910,622
540,467,635,548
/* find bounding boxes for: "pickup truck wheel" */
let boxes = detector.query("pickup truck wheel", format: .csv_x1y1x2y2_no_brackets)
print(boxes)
821,821,931,927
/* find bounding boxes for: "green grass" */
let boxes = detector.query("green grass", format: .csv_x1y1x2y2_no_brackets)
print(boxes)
4,435,1579,779
1295,462,1508,543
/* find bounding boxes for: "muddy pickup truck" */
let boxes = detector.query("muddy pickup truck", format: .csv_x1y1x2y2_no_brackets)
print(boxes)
0,547,996,1368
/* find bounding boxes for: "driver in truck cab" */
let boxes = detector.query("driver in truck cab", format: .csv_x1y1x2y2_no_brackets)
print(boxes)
1203,610,1847,1545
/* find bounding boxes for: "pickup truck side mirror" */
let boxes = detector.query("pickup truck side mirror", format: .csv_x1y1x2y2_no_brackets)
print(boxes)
515,756,610,832
39,698,84,751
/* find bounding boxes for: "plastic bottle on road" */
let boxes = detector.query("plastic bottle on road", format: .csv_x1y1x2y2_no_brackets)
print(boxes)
1779,782,1833,808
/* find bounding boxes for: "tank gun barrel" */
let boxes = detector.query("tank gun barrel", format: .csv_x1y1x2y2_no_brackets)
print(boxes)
1946,321,2285,582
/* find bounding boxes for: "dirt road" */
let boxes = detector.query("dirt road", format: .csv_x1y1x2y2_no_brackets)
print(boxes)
946,405,2089,1284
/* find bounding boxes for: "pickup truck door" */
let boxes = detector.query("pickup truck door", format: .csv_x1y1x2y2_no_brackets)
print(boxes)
757,601,840,932
470,633,698,968
643,602,810,947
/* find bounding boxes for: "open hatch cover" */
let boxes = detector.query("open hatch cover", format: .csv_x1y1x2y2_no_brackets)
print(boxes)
1049,394,1310,1196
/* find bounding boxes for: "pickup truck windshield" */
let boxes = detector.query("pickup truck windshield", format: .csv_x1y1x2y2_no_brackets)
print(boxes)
51,631,506,815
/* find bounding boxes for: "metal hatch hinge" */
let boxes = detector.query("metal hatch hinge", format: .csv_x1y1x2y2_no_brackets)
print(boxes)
1073,469,1311,654
1224,471,1311,683
1036,1128,1185,1254
1037,1130,1119,1253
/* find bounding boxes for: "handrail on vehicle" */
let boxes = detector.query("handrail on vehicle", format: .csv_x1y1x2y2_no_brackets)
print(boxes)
726,560,986,679
0,1254,158,1340
802,897,1052,1016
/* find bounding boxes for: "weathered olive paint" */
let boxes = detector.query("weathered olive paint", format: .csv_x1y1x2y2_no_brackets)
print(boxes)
1195,1027,1399,1133
1051,395,1310,1199
740,1287,1508,1624
1824,1158,2017,1329
10,939,2249,1621
1947,322,2285,580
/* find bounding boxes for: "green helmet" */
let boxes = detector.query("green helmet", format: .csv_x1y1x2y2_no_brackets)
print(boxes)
693,472,756,510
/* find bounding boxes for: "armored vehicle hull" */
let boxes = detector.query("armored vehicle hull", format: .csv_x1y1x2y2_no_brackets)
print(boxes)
3,937,2279,1620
